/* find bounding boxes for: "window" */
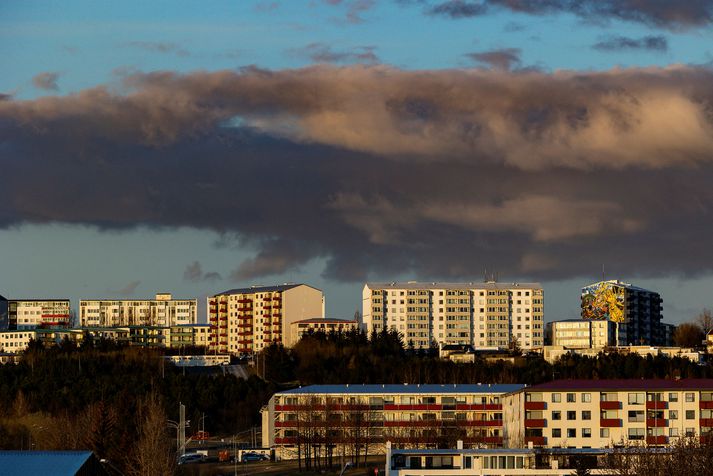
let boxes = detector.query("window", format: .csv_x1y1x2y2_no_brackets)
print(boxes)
628,393,645,405
686,410,695,420
567,428,576,438
628,410,645,422
670,428,679,437
686,393,695,403
582,410,591,420
669,393,678,402
567,393,576,403
552,411,561,421
601,428,610,438
551,393,561,403
582,393,591,403
628,428,645,440
669,410,678,420
686,428,696,437
582,428,591,438
567,411,576,420
552,428,561,438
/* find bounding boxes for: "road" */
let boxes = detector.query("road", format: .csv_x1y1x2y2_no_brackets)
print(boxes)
178,456,385,476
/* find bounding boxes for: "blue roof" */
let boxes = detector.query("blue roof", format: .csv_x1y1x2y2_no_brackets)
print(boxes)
0,451,94,476
279,383,524,395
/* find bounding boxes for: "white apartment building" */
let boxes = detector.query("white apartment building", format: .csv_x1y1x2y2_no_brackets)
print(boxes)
502,379,713,449
0,330,36,353
287,318,358,347
546,319,616,349
79,293,197,327
363,282,544,350
262,383,523,460
8,299,71,329
208,284,325,355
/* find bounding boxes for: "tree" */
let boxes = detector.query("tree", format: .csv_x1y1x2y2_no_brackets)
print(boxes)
673,323,705,348
128,392,174,476
696,309,713,340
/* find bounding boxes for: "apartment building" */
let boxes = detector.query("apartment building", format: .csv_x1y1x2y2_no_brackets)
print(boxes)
502,379,713,449
0,295,7,330
546,319,616,349
169,324,211,348
8,299,71,329
581,280,664,346
0,330,36,353
287,318,358,346
262,383,523,459
363,282,544,351
79,293,197,327
208,284,324,355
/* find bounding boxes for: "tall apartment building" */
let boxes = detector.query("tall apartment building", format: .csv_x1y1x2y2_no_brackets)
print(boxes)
207,284,324,355
546,319,616,349
8,299,71,329
79,293,197,327
0,295,8,330
581,280,664,346
262,383,523,459
502,379,713,449
363,282,544,350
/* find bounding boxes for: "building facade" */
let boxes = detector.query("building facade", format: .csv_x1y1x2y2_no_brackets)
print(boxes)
262,384,523,460
0,330,36,353
287,318,358,347
363,282,544,350
8,299,71,329
208,284,325,355
79,293,197,327
502,379,713,449
581,280,664,346
546,319,616,349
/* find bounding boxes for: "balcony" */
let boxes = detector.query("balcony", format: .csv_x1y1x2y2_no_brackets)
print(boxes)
600,401,621,410
238,299,251,304
647,435,668,445
237,307,252,312
647,401,668,410
701,418,713,427
700,401,713,409
483,436,503,445
600,419,622,428
525,419,546,428
647,418,667,427
524,401,546,411
525,436,546,446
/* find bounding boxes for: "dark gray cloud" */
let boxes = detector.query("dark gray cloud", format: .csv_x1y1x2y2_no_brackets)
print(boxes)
32,72,60,91
3,65,713,282
288,42,379,64
593,35,668,52
116,280,141,296
127,41,189,57
465,48,521,70
427,0,713,29
184,261,222,282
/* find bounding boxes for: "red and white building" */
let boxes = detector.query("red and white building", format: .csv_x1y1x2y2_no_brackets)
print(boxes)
8,299,71,329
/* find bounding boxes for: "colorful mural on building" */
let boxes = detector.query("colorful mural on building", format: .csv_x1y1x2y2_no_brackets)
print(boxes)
581,282,625,323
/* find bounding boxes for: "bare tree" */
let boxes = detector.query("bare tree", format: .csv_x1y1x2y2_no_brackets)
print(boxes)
696,309,713,340
128,392,174,476
674,323,705,348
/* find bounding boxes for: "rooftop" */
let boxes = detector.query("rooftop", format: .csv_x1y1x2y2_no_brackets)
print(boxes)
278,383,524,395
366,281,541,290
0,451,98,476
294,318,357,324
215,283,320,296
524,379,713,392
582,279,657,294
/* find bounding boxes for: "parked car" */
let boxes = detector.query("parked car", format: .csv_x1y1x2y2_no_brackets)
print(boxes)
241,452,269,463
177,453,204,465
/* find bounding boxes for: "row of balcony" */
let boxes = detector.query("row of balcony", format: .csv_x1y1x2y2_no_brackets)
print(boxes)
273,436,502,445
525,418,670,429
275,419,503,428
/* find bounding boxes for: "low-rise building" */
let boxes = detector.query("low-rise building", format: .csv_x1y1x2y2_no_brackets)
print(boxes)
0,330,36,353
541,345,703,365
262,383,523,460
502,379,713,449
287,318,358,346
8,299,71,329
79,293,197,327
169,324,211,348
546,319,616,349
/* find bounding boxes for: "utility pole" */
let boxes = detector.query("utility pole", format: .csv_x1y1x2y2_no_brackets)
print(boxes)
179,402,186,454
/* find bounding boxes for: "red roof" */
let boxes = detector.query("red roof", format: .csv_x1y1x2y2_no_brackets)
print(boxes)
526,379,713,391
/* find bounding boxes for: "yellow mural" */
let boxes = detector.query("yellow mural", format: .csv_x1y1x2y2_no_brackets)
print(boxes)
581,282,625,323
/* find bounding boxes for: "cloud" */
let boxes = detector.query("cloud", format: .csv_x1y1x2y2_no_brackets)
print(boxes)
127,41,189,57
426,1,713,30
593,35,668,52
465,48,521,70
323,0,376,23
3,65,713,282
288,42,379,64
116,280,141,296
184,261,222,282
32,72,60,91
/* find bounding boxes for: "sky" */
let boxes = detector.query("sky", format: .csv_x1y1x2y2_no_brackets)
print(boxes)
2,0,713,323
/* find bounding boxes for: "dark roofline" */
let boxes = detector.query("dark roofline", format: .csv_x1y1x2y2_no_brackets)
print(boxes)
294,318,356,324
7,298,70,302
214,283,322,296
